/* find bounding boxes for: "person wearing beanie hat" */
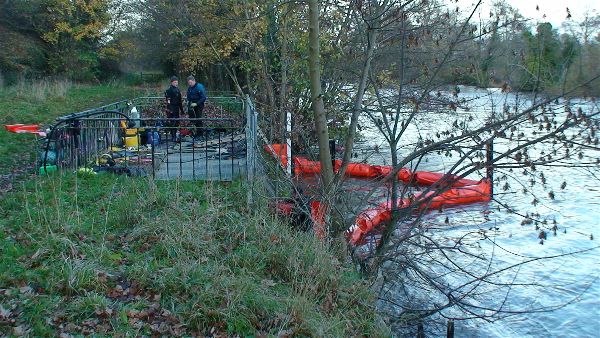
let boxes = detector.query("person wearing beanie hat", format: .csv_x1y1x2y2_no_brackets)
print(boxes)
164,76,183,141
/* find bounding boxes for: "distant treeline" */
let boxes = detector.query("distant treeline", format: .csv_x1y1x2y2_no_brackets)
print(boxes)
1,1,599,96
437,21,600,96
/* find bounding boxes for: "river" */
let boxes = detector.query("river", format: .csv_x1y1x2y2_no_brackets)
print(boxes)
349,86,600,337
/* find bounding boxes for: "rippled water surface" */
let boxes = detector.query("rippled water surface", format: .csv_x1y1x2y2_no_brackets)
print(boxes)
352,87,600,337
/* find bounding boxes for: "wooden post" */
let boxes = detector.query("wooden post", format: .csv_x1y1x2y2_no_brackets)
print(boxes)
329,139,335,167
486,139,494,198
417,321,425,338
447,320,454,338
286,111,292,176
245,96,257,205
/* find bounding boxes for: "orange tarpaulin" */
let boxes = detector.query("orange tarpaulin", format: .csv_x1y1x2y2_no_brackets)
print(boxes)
263,144,289,167
5,124,46,137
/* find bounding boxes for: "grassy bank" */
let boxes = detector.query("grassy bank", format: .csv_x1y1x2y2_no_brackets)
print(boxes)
0,78,388,336
0,174,387,336
0,79,159,182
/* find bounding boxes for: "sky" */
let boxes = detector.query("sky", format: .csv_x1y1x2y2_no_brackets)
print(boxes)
505,0,599,27
457,0,600,29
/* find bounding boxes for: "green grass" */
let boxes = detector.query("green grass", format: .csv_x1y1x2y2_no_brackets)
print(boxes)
0,174,388,336
0,80,160,178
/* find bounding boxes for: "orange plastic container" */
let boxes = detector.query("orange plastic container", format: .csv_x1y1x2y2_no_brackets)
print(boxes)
275,201,294,216
413,171,479,187
310,201,328,239
5,124,45,136
375,165,412,182
262,144,492,246
334,160,380,177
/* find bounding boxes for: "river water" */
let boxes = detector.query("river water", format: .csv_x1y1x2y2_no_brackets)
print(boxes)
349,86,600,337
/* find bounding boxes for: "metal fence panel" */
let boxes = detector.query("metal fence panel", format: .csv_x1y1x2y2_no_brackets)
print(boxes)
44,96,253,182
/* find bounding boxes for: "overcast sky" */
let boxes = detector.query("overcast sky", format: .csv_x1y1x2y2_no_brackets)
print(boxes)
506,0,599,27
458,0,600,28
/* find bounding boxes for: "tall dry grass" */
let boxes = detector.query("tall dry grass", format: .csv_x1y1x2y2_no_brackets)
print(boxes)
9,76,74,100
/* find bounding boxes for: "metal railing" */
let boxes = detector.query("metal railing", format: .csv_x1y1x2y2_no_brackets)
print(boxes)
43,95,254,182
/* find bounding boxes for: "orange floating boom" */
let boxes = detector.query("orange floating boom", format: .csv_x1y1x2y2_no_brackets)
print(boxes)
264,144,492,245
346,179,492,245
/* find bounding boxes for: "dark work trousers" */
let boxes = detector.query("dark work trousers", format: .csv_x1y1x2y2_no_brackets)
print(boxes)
166,105,181,139
188,102,205,136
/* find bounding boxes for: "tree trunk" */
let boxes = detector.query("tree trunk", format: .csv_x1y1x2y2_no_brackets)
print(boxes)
330,28,378,235
379,141,399,253
337,29,378,178
308,0,334,188
262,51,277,113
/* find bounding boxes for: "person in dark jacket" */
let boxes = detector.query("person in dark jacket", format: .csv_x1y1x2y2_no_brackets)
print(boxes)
164,76,183,141
186,75,207,137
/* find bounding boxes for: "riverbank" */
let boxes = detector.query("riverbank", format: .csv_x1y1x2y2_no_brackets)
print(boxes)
0,83,389,336
0,174,388,336
436,82,599,99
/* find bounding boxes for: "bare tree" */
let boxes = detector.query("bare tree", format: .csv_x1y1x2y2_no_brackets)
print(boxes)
298,0,600,332
308,0,335,190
